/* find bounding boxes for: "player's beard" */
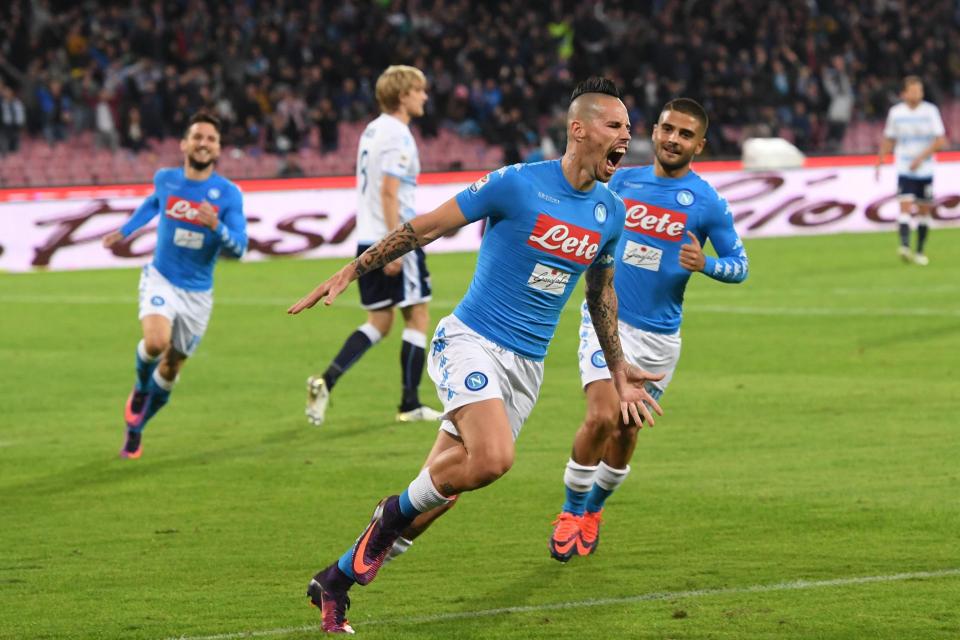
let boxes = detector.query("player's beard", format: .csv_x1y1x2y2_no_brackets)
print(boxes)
655,146,690,173
188,154,216,171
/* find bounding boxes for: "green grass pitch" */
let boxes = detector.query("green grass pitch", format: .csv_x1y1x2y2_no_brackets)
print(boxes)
1,229,959,639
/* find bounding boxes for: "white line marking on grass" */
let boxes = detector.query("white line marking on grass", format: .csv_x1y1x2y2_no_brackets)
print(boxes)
163,567,960,640
4,294,960,318
687,304,960,318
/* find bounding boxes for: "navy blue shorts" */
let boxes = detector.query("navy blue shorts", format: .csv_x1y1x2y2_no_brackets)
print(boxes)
356,244,432,310
897,176,934,202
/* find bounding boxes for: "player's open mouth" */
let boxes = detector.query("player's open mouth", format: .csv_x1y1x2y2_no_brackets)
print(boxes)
606,147,626,171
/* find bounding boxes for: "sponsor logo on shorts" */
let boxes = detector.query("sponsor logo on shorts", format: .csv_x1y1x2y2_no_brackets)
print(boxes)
591,349,606,368
151,295,165,306
165,196,219,227
527,214,601,264
465,371,488,391
622,239,663,271
624,200,687,241
527,262,571,295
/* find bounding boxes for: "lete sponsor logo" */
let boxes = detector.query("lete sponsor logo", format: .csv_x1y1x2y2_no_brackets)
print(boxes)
165,196,218,226
527,213,600,265
624,199,687,241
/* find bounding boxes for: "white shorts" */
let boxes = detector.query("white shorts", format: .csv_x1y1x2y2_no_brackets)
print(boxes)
428,314,544,441
138,264,213,356
577,301,681,400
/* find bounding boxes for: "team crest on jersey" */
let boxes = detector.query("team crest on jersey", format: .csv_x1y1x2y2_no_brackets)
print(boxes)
469,175,490,193
465,371,488,391
207,188,221,200
676,190,695,206
591,349,606,368
594,202,607,224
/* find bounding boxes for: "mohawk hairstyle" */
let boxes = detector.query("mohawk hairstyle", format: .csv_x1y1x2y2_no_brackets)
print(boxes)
570,77,621,103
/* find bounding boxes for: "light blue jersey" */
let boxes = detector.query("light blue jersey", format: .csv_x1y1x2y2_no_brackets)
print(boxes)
120,168,247,291
608,166,748,333
453,161,625,361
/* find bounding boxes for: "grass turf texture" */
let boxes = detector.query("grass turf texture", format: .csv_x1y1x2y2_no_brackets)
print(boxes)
1,229,958,639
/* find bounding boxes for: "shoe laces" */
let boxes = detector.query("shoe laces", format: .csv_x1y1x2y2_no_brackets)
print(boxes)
551,512,581,540
580,511,602,539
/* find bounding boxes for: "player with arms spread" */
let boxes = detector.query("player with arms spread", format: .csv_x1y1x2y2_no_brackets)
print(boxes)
548,98,749,561
287,77,663,634
102,111,247,458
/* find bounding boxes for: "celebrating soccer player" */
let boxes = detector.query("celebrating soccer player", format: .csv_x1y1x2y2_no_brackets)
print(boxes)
875,76,947,266
102,112,247,459
304,65,442,426
548,98,749,561
288,77,663,634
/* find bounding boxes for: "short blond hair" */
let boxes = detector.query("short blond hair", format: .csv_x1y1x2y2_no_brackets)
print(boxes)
375,65,426,112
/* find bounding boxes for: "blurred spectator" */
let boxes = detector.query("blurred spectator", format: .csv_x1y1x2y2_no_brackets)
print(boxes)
0,84,26,154
0,0,956,182
121,106,148,152
93,89,119,151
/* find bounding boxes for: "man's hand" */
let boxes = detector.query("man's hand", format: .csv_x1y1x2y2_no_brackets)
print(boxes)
909,157,923,172
102,230,124,248
383,258,403,276
288,263,357,314
610,364,665,426
679,231,705,272
195,201,219,230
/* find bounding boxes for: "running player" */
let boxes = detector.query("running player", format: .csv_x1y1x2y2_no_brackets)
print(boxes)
288,77,663,634
305,65,441,426
548,98,749,562
875,76,947,266
102,111,247,459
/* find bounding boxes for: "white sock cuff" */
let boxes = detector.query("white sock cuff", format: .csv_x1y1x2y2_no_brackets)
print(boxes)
358,323,383,345
595,461,631,491
151,368,176,391
915,213,931,225
401,328,427,348
137,339,160,362
897,213,911,225
564,458,599,493
407,467,450,513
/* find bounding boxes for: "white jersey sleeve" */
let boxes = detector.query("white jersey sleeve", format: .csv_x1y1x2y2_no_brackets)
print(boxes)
355,114,421,244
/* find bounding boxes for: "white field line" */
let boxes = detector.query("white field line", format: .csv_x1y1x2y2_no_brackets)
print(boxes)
2,293,960,318
163,567,960,640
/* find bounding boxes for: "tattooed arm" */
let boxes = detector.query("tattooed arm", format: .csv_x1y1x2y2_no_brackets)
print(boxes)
288,198,468,313
584,263,665,426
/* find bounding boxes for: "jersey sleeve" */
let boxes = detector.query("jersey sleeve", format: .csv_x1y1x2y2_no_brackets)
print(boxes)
701,195,749,283
454,165,522,223
214,184,248,258
379,134,414,178
931,105,946,136
120,170,163,237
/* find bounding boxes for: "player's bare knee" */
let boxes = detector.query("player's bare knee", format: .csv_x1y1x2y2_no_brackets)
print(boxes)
473,449,514,485
583,405,620,440
143,337,169,358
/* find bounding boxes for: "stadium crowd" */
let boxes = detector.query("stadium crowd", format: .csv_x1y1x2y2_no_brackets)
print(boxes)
0,0,957,167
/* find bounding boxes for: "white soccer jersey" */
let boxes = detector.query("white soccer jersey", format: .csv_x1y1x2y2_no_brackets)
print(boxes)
883,101,946,179
354,113,420,244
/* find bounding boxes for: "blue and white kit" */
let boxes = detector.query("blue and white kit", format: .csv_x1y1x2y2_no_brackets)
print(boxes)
121,167,247,354
578,165,748,394
429,160,626,439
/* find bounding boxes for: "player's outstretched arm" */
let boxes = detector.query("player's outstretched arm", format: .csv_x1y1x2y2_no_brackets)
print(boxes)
288,198,468,314
584,264,664,426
